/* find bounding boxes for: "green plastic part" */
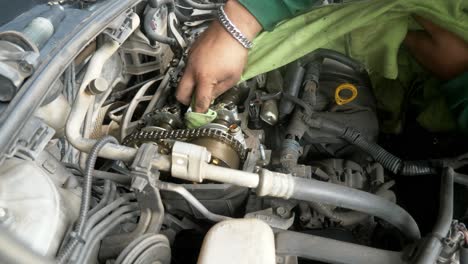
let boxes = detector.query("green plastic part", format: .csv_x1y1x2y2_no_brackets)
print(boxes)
185,109,218,129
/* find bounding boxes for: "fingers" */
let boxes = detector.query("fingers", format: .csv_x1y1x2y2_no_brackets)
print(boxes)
404,31,434,51
176,68,236,112
212,79,236,99
176,69,195,106
413,15,444,37
193,78,217,113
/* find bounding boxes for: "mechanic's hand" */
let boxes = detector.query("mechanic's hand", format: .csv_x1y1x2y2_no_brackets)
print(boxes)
176,0,262,113
405,16,468,80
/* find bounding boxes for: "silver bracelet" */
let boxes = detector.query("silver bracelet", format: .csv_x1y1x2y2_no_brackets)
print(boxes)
217,5,254,49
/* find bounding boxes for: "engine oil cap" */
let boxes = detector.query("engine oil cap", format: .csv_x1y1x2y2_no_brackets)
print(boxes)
335,83,358,105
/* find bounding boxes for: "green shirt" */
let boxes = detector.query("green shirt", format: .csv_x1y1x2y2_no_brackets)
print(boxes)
442,72,468,132
238,0,468,132
238,0,319,31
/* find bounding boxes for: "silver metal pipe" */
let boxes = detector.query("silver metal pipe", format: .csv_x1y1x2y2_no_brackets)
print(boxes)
415,167,454,264
65,14,140,163
203,164,259,188
155,181,230,222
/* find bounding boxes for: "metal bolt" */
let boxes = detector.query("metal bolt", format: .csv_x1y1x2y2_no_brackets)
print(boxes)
212,158,219,165
259,144,266,161
170,59,179,67
228,124,241,134
131,176,148,192
19,61,33,74
276,256,284,263
86,78,108,95
276,207,287,217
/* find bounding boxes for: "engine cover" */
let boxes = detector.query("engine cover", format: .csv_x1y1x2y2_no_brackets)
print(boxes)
0,153,80,256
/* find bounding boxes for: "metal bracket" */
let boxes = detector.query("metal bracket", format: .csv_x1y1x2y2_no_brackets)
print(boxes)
100,143,165,259
245,208,295,230
104,10,137,44
171,141,211,182
5,117,55,161
129,143,164,234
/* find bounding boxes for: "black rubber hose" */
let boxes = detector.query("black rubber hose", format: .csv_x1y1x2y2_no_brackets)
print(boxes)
181,0,222,10
279,61,305,118
148,0,197,22
308,201,369,226
92,170,132,185
315,118,437,176
414,167,454,264
276,230,406,264
310,181,397,226
56,136,118,264
291,177,421,241
143,7,177,45
301,49,366,74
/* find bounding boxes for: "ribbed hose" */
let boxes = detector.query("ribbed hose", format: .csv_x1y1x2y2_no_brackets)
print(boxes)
291,177,421,241
316,119,437,176
342,127,435,175
56,136,118,264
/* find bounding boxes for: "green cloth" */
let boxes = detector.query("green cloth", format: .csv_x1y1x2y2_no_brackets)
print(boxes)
240,0,468,132
238,0,320,31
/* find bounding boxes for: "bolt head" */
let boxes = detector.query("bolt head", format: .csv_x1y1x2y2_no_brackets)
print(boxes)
276,207,287,216
87,78,108,95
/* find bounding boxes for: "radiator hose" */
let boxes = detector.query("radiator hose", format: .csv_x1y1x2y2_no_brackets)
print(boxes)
290,177,421,241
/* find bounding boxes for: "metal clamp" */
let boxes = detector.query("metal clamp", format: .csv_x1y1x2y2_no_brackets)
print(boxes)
171,141,211,182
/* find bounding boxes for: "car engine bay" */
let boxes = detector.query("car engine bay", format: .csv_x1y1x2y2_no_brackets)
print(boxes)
0,1,468,264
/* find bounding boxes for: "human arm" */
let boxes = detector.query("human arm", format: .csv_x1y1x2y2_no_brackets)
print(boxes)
176,0,318,112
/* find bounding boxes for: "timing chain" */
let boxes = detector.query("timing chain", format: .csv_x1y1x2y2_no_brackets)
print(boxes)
122,128,247,160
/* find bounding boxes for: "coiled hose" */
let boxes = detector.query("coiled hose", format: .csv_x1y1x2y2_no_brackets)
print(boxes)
56,136,118,264
305,117,437,176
